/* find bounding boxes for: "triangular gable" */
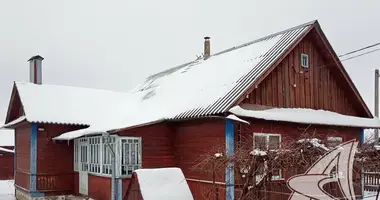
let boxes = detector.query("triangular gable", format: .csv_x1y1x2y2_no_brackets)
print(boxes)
234,21,372,118
4,82,25,125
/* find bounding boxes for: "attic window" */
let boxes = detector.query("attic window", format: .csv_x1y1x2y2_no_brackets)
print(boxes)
301,53,309,68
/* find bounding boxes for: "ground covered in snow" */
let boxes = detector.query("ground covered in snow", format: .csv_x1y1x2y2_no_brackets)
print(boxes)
364,191,378,200
0,180,15,200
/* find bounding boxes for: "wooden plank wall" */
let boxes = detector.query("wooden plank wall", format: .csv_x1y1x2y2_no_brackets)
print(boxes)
243,35,359,116
15,123,31,190
174,119,226,182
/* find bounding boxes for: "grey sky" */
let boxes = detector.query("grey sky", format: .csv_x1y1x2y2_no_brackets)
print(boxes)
1,0,380,143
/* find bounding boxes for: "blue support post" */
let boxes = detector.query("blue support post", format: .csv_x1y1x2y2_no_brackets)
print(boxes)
225,119,235,200
117,178,122,200
360,128,365,144
30,123,44,197
30,123,38,192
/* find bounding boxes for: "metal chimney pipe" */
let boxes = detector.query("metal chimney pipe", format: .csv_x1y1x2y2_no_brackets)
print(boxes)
28,55,44,84
204,36,211,59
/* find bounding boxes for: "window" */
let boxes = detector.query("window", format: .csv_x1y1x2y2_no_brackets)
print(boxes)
89,137,101,174
121,138,142,176
73,135,142,177
253,133,282,180
326,136,343,148
301,53,309,68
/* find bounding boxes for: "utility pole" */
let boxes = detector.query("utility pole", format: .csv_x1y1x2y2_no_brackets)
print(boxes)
375,69,379,141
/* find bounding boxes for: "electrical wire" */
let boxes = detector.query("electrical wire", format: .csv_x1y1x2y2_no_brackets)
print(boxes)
341,47,380,62
339,42,380,58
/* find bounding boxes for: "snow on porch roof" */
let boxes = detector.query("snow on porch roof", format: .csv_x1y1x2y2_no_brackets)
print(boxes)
133,167,194,200
229,105,380,128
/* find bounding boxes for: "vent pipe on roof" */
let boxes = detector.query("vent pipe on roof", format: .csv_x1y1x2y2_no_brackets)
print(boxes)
28,55,44,84
204,36,211,59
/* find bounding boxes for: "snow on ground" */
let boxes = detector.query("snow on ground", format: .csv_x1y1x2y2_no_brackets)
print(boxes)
364,191,378,200
0,180,15,200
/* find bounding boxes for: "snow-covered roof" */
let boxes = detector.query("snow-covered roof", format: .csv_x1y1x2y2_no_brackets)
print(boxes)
229,105,380,128
0,147,14,154
4,21,316,140
133,167,193,200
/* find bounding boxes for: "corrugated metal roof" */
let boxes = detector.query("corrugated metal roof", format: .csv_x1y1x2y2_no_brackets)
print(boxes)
135,20,314,120
5,21,319,140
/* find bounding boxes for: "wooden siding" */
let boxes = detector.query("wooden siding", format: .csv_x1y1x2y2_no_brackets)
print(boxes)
242,34,362,116
0,151,14,180
15,123,31,190
174,119,226,182
123,176,142,200
118,122,175,197
35,124,83,195
88,174,111,200
187,180,226,200
118,122,176,169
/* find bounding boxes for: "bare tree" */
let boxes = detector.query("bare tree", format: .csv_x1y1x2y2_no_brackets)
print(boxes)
192,125,380,200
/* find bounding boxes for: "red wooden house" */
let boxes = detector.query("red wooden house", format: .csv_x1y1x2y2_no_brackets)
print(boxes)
3,20,380,200
0,146,14,180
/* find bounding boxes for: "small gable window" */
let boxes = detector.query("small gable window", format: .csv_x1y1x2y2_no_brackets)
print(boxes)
301,53,309,68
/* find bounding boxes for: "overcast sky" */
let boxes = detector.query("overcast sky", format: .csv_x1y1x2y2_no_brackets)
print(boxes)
1,0,380,144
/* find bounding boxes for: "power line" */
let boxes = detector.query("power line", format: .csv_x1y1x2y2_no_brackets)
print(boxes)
341,47,380,62
339,42,380,58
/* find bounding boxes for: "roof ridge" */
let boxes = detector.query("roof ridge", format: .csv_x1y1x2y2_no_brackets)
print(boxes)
14,81,131,95
145,20,317,81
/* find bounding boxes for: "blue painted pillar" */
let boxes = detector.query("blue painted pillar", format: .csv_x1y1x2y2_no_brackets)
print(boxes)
30,123,38,192
117,178,122,200
360,128,365,144
225,119,235,200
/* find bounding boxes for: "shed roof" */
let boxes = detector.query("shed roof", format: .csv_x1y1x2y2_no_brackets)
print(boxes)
2,20,376,140
126,167,194,200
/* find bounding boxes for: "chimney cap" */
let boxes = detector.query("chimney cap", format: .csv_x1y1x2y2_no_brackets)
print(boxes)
204,36,210,40
28,55,44,62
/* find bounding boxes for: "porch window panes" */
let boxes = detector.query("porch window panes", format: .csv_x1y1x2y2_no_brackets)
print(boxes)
74,140,79,171
102,136,116,175
73,135,142,177
89,137,101,174
121,138,142,176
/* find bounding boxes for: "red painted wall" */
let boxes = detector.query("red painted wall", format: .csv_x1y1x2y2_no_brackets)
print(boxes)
0,150,14,180
173,119,226,182
36,123,83,195
88,174,111,200
117,122,175,197
14,122,31,190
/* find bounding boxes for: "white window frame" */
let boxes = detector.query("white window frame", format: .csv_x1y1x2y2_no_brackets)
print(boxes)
301,53,309,68
74,139,79,171
73,135,142,178
253,133,283,181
